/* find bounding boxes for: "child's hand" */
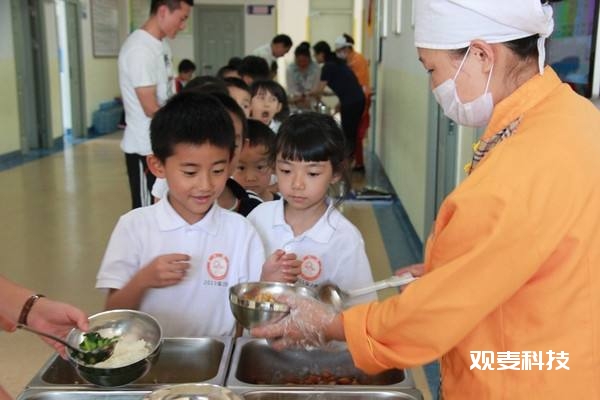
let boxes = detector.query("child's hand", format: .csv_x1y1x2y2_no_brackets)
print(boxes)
261,250,301,283
142,253,191,288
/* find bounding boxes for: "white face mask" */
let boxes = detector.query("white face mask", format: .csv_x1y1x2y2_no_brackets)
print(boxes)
433,47,494,128
336,50,347,60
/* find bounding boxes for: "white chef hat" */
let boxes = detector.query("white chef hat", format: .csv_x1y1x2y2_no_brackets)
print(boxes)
414,0,554,74
334,35,352,50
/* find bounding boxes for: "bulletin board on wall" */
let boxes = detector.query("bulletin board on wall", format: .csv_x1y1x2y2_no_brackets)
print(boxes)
91,0,120,57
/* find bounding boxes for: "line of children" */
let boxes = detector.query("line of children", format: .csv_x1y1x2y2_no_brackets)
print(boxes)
96,93,266,337
247,112,376,305
233,119,280,202
97,92,301,337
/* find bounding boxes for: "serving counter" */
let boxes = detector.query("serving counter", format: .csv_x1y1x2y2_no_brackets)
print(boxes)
17,337,423,400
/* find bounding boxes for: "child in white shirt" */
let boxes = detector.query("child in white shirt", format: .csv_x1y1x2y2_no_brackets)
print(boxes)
96,93,266,337
250,80,289,133
247,112,376,306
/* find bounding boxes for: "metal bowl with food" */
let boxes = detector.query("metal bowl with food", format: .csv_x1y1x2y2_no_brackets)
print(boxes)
66,309,162,387
229,282,316,329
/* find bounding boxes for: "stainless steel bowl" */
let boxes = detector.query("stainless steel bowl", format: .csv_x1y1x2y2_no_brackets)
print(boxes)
66,309,163,387
229,282,316,329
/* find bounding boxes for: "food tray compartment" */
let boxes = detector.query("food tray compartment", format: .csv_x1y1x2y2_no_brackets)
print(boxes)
226,338,417,393
241,389,423,399
25,337,233,389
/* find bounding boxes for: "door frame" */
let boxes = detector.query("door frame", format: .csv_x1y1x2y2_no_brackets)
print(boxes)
64,0,87,138
11,0,53,151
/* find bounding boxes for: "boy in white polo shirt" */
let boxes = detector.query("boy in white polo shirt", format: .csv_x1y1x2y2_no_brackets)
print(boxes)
96,93,265,337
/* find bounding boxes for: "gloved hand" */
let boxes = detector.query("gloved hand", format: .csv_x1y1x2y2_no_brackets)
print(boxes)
250,293,339,351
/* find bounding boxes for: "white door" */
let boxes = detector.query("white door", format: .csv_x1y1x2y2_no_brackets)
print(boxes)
194,5,245,76
309,0,354,45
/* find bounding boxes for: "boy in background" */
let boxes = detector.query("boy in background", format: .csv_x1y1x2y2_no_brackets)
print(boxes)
224,77,251,118
233,120,280,202
96,93,266,337
175,59,196,93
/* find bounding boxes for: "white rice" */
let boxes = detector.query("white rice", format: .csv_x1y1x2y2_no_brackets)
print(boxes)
91,330,152,368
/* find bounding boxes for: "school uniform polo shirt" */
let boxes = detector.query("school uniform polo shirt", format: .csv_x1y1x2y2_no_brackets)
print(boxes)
247,199,375,305
96,198,264,337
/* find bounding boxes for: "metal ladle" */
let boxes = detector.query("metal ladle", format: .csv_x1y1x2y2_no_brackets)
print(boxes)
17,323,115,365
318,272,418,311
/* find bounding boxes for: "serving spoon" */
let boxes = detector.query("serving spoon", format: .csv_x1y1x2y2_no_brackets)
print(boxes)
318,272,418,310
17,323,115,364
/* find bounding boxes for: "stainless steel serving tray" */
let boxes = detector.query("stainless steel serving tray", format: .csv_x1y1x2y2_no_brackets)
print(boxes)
17,389,148,400
24,337,234,391
241,390,422,399
226,338,420,398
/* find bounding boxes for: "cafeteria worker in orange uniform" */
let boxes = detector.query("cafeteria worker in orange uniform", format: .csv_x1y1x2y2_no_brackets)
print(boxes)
252,0,600,398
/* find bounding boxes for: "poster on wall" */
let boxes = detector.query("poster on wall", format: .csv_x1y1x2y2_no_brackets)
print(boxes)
546,0,599,98
91,0,120,57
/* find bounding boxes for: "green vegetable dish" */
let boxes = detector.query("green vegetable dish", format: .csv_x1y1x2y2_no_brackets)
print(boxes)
79,332,119,352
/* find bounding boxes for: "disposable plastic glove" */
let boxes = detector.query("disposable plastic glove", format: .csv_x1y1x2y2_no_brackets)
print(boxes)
251,293,338,351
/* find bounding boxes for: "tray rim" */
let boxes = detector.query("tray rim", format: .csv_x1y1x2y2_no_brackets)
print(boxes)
23,336,235,392
225,337,418,393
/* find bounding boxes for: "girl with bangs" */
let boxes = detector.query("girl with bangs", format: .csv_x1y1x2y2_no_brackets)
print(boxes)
247,112,375,305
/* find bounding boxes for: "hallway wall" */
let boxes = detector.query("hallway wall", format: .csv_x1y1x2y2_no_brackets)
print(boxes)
372,0,432,241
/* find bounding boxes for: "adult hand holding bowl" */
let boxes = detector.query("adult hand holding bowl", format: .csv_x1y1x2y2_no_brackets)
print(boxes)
66,309,162,387
229,282,316,329
249,293,339,351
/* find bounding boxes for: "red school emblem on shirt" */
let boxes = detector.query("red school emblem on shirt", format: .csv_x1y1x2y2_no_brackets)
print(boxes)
207,253,229,280
300,255,322,281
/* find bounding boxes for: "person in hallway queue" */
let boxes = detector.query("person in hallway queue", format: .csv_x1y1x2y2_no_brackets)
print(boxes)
252,1,600,398
247,113,375,299
96,93,265,337
334,34,371,172
118,0,192,209
0,276,88,400
251,34,293,79
311,41,365,162
286,42,321,109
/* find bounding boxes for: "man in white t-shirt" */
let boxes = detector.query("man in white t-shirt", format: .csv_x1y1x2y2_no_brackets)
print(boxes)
119,0,192,209
251,34,293,79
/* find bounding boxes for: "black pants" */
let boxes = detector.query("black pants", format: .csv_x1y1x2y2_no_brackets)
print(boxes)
340,98,366,160
124,153,156,209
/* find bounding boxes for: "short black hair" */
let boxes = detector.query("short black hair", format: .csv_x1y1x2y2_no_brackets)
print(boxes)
224,77,251,96
217,65,238,79
313,41,339,63
294,41,311,58
184,75,227,94
250,79,289,122
182,83,248,141
272,34,293,48
150,0,192,15
178,59,196,74
150,92,235,162
238,55,270,82
274,112,350,197
247,119,276,155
